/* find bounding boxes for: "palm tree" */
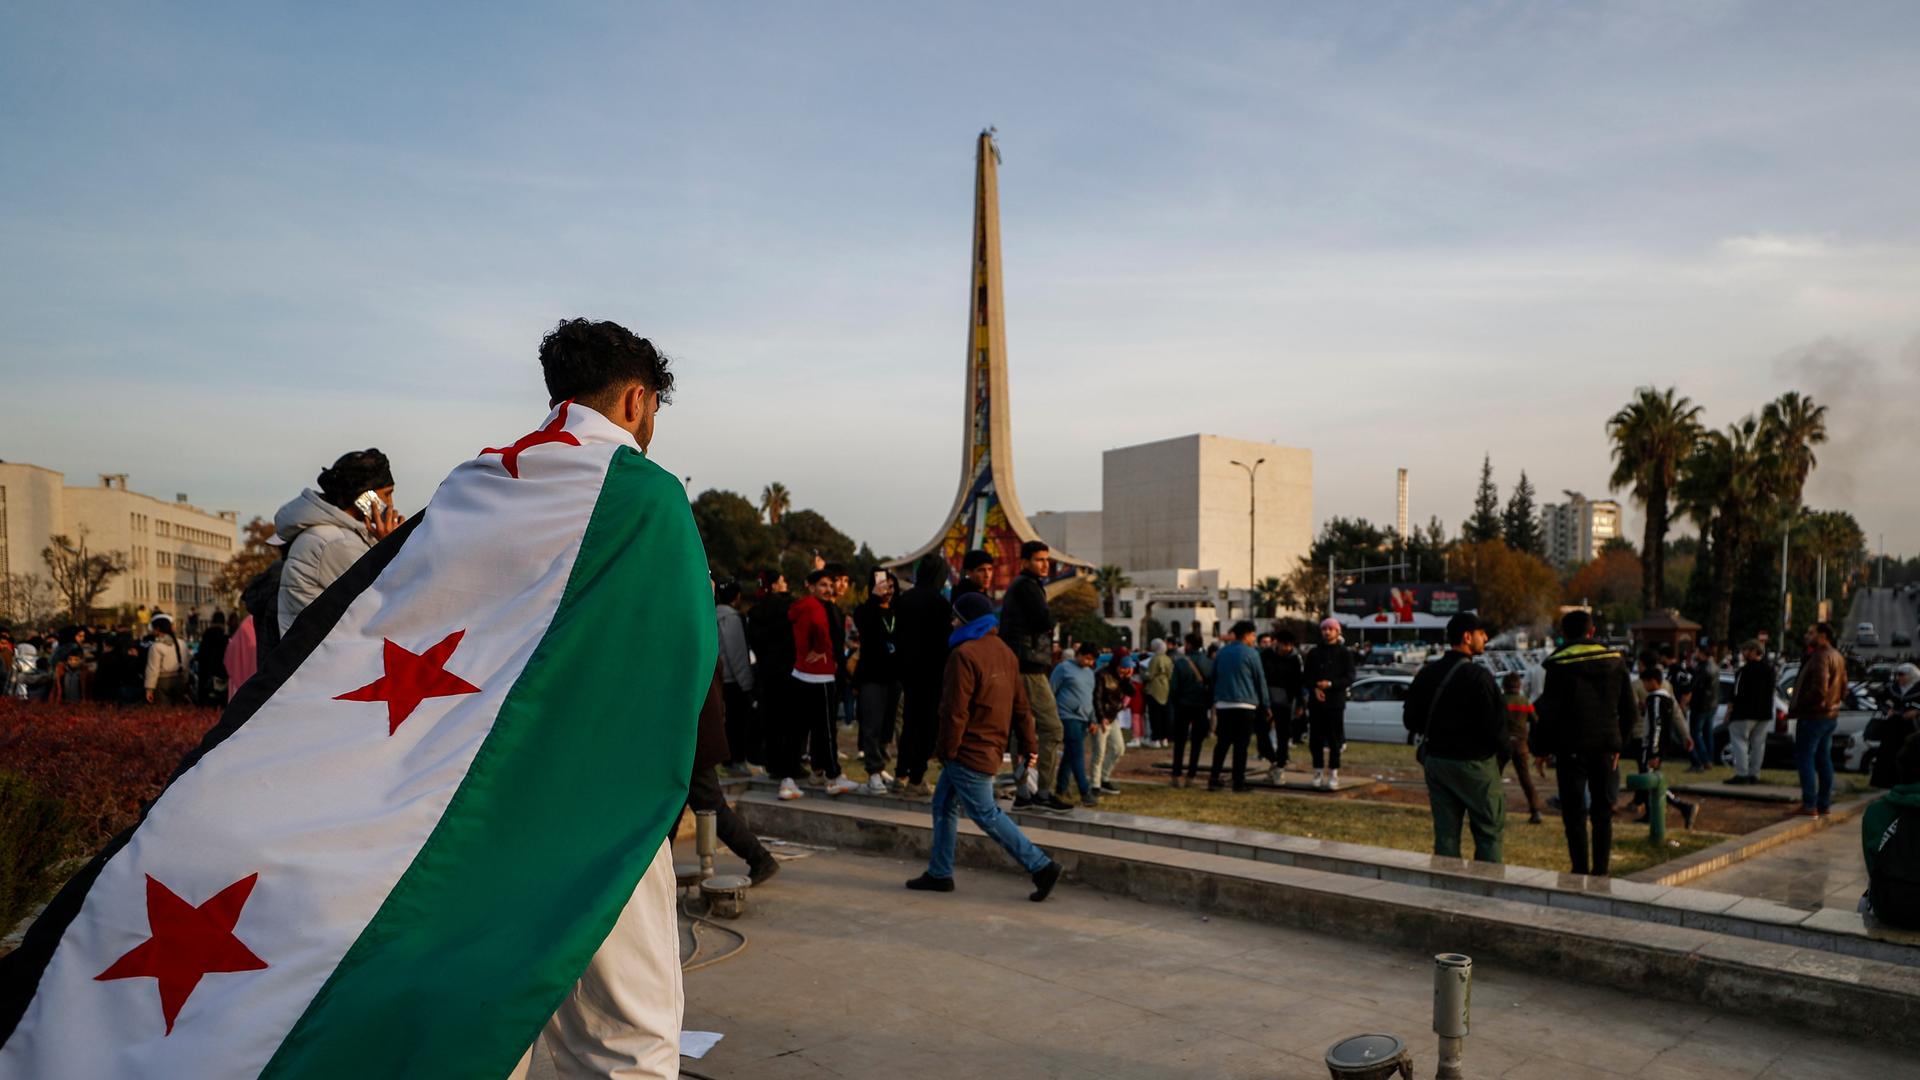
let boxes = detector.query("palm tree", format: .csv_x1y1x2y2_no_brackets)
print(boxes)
1608,386,1704,612
1252,576,1285,618
1760,391,1828,511
1093,564,1132,618
1678,416,1772,645
758,482,791,526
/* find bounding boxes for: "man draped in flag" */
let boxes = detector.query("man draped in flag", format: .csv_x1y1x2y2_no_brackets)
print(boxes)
0,319,716,1079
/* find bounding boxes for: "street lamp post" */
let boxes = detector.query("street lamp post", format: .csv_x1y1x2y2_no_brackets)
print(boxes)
1229,458,1266,614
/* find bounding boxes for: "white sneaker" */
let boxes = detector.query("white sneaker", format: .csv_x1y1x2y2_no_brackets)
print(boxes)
1329,770,1340,787
1126,738,1143,749
879,770,896,786
865,774,890,795
778,778,804,800
1266,765,1283,784
1312,771,1328,790
826,776,861,796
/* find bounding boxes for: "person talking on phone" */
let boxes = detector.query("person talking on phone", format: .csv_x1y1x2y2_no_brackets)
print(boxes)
272,448,403,635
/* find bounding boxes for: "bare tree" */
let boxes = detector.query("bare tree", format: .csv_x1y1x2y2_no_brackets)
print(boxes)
42,528,130,622
2,573,64,628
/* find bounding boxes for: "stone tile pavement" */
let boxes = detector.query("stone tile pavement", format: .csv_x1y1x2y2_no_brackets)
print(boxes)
1680,821,1867,912
653,844,1906,1078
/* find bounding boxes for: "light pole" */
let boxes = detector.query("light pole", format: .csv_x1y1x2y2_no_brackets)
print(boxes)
1229,458,1265,614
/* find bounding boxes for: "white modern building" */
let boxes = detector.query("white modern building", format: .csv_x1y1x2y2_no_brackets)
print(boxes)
0,461,238,622
1102,434,1312,591
1029,434,1314,644
1541,491,1622,569
1029,510,1104,567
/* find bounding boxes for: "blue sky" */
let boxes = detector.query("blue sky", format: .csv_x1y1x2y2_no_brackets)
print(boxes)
4,2,1918,556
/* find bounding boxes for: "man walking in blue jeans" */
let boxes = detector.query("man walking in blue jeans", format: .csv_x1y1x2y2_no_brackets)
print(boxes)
906,591,1064,901
1788,621,1848,817
1051,641,1100,807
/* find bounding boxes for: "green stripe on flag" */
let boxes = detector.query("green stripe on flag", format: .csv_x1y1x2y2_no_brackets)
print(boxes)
262,447,715,1079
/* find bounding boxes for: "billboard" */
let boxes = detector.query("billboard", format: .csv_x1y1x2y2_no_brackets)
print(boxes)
1333,583,1478,625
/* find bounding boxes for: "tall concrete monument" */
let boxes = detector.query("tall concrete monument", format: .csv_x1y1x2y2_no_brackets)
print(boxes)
892,129,1087,593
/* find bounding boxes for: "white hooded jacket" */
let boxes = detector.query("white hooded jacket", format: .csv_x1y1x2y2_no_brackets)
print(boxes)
273,488,375,636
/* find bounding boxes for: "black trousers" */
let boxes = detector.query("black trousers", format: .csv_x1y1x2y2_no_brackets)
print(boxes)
1309,706,1345,769
1171,703,1213,778
722,681,758,765
676,764,770,867
857,679,902,774
790,679,841,779
1209,707,1257,788
897,675,941,784
1146,696,1170,742
1555,751,1620,876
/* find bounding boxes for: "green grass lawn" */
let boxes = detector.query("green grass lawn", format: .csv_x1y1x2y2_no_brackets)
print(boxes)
1096,782,1729,878
830,738,1741,877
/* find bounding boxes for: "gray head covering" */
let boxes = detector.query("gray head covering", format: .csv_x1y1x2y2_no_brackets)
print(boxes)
1150,638,1167,654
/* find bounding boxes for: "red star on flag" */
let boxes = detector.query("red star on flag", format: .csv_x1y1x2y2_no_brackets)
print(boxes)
334,630,482,735
95,873,268,1035
481,400,582,478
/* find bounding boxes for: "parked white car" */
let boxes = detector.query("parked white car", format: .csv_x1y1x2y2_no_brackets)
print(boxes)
1344,674,1416,744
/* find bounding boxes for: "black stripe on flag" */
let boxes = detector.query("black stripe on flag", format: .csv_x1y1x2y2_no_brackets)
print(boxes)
0,514,425,1043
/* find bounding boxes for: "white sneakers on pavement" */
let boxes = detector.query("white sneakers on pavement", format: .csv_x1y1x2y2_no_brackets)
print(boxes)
1312,771,1328,790
864,774,890,795
778,778,804,800
826,776,861,796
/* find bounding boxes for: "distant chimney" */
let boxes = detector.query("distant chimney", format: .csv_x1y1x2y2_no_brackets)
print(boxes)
176,494,189,504
100,473,128,491
219,510,238,522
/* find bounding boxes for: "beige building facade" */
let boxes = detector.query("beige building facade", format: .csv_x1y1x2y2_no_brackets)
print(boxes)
0,462,237,622
1101,434,1312,591
1541,491,1622,570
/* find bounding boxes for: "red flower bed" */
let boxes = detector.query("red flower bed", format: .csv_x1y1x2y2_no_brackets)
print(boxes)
0,700,222,855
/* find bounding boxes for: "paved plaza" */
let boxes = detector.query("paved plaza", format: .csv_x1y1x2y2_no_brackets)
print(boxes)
648,840,1908,1079
1680,822,1868,913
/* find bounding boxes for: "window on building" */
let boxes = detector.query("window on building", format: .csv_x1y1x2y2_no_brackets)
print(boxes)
158,583,172,601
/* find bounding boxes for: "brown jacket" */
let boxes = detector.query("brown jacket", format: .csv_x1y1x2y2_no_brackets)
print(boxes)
937,632,1034,776
1788,644,1847,722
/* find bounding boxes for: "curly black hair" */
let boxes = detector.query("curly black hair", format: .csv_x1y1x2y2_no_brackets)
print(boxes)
539,318,675,407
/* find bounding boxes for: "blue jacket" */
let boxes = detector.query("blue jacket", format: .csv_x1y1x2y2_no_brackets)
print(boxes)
1051,660,1095,725
1212,642,1271,708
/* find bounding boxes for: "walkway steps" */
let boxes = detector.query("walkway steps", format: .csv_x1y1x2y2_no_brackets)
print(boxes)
734,790,1920,1048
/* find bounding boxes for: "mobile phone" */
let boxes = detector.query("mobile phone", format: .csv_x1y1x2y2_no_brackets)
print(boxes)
354,490,389,521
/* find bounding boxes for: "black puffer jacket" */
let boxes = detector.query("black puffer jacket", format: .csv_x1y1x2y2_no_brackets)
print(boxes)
1531,642,1637,757
998,572,1054,675
1728,658,1776,722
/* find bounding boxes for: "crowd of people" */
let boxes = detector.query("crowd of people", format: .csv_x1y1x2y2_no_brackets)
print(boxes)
1,611,234,708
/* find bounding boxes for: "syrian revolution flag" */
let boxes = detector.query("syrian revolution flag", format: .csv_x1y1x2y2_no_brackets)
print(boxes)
0,401,716,1078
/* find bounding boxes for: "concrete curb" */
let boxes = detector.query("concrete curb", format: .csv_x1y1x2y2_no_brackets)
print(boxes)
736,792,1920,1049
1626,798,1869,887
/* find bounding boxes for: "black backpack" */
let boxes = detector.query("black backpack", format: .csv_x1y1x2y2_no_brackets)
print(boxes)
1870,808,1920,928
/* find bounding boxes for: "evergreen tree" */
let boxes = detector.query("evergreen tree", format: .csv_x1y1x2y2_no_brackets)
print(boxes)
1463,455,1502,545
1501,471,1542,554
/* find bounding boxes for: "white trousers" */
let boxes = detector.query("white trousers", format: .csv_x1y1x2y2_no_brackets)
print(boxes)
1727,719,1770,779
508,838,683,1080
1089,722,1127,786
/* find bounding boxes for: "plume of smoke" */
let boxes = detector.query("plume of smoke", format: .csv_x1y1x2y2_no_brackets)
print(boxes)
1771,335,1920,508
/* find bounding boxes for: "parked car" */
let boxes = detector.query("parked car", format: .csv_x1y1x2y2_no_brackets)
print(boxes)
1858,622,1879,647
1345,674,1416,744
